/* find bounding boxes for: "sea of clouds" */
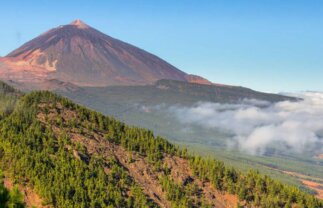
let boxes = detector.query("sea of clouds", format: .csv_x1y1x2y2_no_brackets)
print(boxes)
167,92,323,155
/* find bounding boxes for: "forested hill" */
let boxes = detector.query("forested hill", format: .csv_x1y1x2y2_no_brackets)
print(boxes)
0,88,321,207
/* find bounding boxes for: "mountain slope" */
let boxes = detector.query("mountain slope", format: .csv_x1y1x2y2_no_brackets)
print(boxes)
0,90,321,207
56,80,323,197
70,79,297,106
0,20,208,87
0,91,235,207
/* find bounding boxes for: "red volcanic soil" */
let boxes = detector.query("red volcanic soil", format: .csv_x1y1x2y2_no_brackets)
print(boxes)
185,74,212,85
0,19,211,87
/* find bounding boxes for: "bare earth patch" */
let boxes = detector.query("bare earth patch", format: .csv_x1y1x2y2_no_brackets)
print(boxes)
3,175,49,208
301,180,323,200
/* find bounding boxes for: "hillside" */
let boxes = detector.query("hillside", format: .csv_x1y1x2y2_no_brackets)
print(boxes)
57,79,323,189
0,88,321,207
56,79,323,196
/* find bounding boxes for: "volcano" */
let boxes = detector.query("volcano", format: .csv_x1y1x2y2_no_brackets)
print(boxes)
0,19,209,87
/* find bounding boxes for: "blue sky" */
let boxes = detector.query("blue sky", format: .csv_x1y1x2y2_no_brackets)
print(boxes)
1,0,323,92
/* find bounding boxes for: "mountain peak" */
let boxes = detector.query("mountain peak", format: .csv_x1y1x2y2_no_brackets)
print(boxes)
70,19,89,29
0,20,211,87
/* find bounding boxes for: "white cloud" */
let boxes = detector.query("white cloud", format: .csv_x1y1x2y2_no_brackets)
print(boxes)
168,92,323,155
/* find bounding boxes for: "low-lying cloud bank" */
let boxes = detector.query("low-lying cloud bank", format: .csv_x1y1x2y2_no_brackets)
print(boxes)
168,92,323,155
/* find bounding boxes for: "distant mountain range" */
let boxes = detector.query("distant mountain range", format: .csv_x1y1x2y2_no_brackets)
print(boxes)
0,19,210,87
